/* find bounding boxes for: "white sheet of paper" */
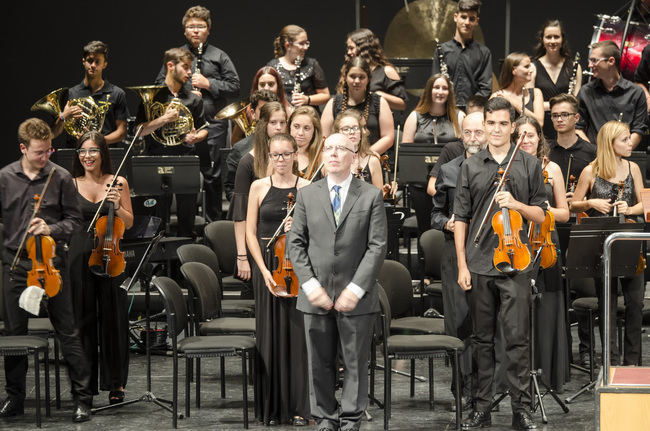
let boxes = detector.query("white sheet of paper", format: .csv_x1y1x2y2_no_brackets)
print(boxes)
18,285,45,316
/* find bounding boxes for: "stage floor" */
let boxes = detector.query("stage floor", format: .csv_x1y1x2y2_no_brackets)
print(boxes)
2,322,646,431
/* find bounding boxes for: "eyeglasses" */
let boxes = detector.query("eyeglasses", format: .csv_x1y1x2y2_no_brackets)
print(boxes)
269,151,295,160
33,147,55,157
186,25,208,30
292,41,311,48
588,57,608,65
462,129,485,138
550,112,576,121
323,144,357,154
77,148,101,156
339,126,360,135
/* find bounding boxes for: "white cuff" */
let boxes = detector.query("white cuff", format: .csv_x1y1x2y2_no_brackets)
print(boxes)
302,277,321,295
346,282,365,299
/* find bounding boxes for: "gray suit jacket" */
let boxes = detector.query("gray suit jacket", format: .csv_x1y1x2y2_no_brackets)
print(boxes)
288,176,387,316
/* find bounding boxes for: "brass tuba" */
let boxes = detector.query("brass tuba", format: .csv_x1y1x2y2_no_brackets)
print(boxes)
214,100,255,136
31,88,111,138
128,85,194,146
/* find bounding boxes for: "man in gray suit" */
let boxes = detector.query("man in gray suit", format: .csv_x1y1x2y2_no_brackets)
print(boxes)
288,133,387,431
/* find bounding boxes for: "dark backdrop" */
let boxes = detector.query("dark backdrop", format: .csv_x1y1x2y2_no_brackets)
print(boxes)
0,0,629,169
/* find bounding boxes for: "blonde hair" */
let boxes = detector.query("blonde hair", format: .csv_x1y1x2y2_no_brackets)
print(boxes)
273,25,306,58
499,52,530,90
591,120,629,180
415,73,461,137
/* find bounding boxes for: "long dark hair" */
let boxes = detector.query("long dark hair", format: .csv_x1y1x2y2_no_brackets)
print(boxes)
71,131,112,178
337,28,394,93
250,66,289,109
253,101,286,178
513,115,548,160
533,20,571,60
338,57,372,122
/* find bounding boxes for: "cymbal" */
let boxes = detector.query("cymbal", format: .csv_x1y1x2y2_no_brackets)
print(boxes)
384,0,486,58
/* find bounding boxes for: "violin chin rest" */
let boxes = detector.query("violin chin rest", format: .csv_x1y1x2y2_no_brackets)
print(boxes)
495,262,519,276
89,265,111,279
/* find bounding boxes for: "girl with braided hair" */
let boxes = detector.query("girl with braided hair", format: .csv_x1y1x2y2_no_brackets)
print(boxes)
321,56,394,154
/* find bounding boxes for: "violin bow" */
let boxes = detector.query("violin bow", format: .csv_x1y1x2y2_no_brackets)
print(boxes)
86,125,143,233
11,167,56,271
473,133,525,246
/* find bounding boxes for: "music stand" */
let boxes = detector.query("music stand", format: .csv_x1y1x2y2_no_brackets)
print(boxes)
396,143,445,185
563,218,643,403
92,232,179,419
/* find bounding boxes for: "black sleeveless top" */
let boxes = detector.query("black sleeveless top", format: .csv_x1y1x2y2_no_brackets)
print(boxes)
414,112,458,144
257,176,299,239
586,161,636,217
534,58,571,139
332,93,382,145
74,178,109,229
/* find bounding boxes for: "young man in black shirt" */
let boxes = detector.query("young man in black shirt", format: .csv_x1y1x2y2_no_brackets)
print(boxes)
454,98,546,430
53,41,129,147
576,40,647,147
0,118,92,422
433,0,493,110
156,5,240,221
138,47,208,238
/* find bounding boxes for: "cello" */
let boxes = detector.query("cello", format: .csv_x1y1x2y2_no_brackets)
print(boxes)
86,125,143,278
11,168,62,298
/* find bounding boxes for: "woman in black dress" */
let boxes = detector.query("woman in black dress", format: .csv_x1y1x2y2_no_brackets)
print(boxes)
570,121,645,365
341,28,407,112
267,24,330,108
492,52,545,127
531,20,582,139
69,131,133,404
514,116,570,390
245,133,310,425
321,56,394,154
288,105,322,176
232,102,287,281
402,73,463,144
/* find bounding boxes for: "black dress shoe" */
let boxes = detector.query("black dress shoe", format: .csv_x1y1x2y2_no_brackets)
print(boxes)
0,398,24,418
512,411,537,430
72,402,91,423
461,410,491,429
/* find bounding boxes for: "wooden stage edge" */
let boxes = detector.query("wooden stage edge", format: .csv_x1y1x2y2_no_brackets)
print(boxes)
595,367,650,431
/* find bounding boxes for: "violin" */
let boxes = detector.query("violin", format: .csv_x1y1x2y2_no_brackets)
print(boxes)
88,194,125,278
11,169,62,297
86,125,142,277
269,192,299,297
491,169,532,275
568,174,589,223
528,165,558,269
380,154,395,202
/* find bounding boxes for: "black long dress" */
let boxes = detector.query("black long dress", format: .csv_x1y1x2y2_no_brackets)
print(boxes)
534,58,571,140
533,181,570,390
69,189,130,394
252,176,310,424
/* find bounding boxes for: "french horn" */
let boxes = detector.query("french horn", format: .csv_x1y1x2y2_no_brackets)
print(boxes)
31,88,111,138
214,100,255,137
128,85,194,146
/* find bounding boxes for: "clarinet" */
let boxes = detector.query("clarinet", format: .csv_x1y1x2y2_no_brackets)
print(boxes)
567,52,580,95
293,55,302,95
434,38,449,78
192,42,204,93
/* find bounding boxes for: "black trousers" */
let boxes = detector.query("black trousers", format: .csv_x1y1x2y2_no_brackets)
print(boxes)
595,276,644,365
441,239,472,395
156,193,197,238
202,119,228,221
469,272,531,413
303,311,375,431
2,250,92,405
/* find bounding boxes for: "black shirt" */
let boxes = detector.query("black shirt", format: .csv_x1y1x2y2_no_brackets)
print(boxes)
548,135,596,183
433,38,493,107
576,76,648,144
634,44,650,86
432,154,464,241
266,57,328,101
136,85,207,155
453,144,547,276
156,43,240,118
332,93,382,145
0,160,82,250
429,140,465,179
57,80,129,148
